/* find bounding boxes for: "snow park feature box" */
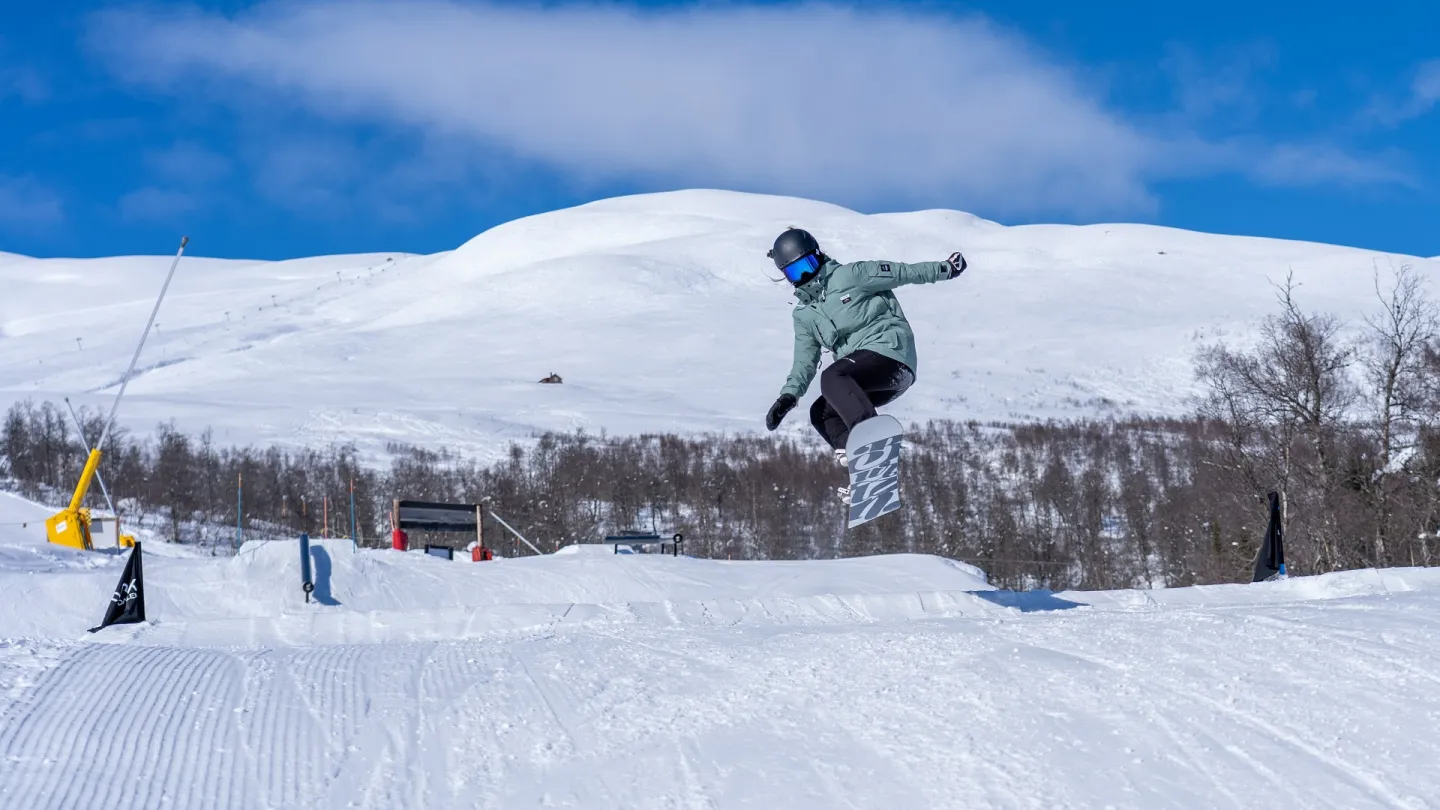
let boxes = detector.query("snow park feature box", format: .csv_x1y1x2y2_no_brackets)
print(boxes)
393,499,486,559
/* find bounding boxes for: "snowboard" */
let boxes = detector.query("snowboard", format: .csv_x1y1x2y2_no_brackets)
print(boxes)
844,415,903,529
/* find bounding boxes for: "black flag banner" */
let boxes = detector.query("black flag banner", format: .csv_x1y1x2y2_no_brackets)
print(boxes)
1252,492,1287,583
89,542,146,632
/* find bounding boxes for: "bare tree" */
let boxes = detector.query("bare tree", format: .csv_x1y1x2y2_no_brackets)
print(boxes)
1362,264,1437,465
1195,272,1357,573
1359,263,1439,564
9,381,1438,585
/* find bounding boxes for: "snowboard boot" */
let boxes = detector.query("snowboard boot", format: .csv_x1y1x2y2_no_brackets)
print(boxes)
836,485,851,505
834,448,848,468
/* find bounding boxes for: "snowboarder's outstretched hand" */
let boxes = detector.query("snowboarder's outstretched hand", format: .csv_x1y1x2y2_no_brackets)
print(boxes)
766,394,797,431
944,252,967,279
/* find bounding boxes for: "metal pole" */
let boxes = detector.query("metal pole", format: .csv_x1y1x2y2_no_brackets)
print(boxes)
236,472,243,549
299,532,313,604
62,397,118,519
99,236,188,450
487,509,543,556
349,478,358,554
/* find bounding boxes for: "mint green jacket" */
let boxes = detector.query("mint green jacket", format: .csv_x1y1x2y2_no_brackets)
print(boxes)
780,258,952,399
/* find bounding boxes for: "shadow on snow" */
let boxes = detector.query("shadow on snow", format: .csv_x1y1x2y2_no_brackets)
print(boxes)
309,546,342,607
971,589,1085,613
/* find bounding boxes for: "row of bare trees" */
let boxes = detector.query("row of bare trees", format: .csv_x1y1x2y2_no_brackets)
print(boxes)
2,401,381,548
3,265,1439,587
1196,265,1440,576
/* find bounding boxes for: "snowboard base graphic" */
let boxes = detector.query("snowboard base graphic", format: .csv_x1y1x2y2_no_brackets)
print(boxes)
845,415,903,529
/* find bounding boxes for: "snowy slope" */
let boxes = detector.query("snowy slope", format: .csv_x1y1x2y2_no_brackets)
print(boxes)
3,495,1440,808
2,190,1428,460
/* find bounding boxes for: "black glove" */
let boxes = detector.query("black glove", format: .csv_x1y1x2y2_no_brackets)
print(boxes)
945,251,967,278
765,394,797,431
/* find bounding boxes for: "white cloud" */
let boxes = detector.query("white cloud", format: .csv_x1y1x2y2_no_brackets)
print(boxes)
0,176,63,229
251,137,361,215
0,64,48,103
1414,60,1440,109
85,1,1159,217
145,142,232,184
84,1,1410,218
118,187,198,222
1248,143,1413,187
1160,43,1275,122
1364,59,1440,127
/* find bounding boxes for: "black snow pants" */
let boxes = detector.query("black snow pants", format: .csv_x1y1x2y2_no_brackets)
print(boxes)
809,350,915,450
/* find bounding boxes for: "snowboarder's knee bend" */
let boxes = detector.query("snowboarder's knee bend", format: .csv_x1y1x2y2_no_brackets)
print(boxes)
809,396,830,433
809,397,846,448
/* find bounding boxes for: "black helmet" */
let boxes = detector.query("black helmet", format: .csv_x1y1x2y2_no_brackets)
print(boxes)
767,228,823,286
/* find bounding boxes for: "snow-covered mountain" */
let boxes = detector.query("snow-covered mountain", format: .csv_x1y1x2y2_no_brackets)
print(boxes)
1,190,1430,459
7,193,1439,808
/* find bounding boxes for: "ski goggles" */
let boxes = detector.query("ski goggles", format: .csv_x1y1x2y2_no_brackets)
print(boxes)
780,252,821,283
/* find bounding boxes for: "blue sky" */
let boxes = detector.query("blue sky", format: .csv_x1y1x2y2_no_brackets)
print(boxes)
2,0,1437,260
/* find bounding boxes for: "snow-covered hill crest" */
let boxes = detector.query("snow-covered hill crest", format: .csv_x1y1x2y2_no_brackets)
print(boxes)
0,190,1425,459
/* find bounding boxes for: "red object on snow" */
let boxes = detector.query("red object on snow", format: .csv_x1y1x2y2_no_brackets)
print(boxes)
472,545,494,562
392,528,409,551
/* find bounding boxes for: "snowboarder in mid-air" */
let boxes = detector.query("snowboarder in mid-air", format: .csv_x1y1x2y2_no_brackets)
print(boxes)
762,227,965,512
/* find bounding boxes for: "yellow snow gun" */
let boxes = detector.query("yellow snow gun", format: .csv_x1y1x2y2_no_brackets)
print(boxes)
46,236,187,551
46,448,103,550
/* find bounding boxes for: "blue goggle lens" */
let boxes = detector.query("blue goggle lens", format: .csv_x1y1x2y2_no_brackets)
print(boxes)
782,253,820,283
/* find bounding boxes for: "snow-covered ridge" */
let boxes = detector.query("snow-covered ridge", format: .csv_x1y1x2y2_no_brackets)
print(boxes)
0,190,1426,460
